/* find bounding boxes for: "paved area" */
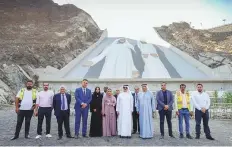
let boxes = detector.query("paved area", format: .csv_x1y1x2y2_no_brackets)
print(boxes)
1,107,232,146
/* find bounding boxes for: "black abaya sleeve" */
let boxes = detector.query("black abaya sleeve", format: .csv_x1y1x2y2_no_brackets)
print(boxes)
90,94,95,112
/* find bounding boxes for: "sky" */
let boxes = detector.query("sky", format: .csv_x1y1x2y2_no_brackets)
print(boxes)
53,0,232,44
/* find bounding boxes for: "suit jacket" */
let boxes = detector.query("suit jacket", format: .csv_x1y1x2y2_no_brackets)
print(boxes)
74,87,92,110
53,93,71,116
132,93,138,111
156,90,174,111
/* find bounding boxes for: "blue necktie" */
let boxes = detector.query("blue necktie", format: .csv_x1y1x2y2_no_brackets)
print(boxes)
83,89,86,96
62,94,65,110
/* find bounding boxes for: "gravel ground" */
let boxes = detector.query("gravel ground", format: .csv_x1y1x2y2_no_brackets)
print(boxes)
1,107,232,146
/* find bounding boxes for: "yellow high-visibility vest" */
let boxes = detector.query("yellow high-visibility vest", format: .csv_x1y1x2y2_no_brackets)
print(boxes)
18,88,37,105
176,90,190,110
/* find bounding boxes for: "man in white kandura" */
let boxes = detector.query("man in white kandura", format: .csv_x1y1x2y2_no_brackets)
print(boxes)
83,38,139,78
137,84,155,139
116,85,133,138
137,41,170,78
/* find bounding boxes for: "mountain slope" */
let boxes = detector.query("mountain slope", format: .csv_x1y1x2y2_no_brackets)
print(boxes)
155,22,232,69
0,0,102,104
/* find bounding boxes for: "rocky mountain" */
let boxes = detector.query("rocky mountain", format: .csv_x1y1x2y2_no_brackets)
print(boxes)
155,22,232,69
0,0,102,105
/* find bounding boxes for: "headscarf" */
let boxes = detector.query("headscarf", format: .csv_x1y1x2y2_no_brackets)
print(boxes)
123,85,132,94
112,38,135,52
104,88,114,99
141,84,150,91
93,86,101,97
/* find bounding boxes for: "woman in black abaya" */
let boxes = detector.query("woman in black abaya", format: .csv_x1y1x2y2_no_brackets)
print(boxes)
89,87,103,137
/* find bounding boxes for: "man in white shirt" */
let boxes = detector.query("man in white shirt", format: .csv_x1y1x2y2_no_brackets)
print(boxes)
35,83,54,139
191,83,215,140
174,84,193,139
11,80,38,140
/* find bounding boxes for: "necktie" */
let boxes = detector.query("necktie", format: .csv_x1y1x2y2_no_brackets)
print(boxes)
62,94,65,110
136,94,138,104
83,89,86,96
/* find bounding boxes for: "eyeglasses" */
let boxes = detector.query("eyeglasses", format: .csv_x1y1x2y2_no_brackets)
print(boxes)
123,87,128,89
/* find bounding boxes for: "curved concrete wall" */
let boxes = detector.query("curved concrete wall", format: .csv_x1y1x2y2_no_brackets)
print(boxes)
56,29,108,78
153,29,215,77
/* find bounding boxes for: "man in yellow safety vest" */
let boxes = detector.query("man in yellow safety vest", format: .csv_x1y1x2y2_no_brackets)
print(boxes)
11,80,38,140
175,84,193,139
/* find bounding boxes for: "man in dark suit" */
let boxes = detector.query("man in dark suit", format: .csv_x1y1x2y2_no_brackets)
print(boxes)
156,82,175,139
132,86,140,134
74,79,92,138
53,85,73,140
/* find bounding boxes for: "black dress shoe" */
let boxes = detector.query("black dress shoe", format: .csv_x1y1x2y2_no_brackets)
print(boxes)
67,135,74,138
206,136,215,140
169,135,175,138
132,131,136,134
11,136,19,140
179,133,184,138
186,134,193,139
82,135,88,138
195,135,200,139
75,135,79,139
57,136,62,140
159,135,164,139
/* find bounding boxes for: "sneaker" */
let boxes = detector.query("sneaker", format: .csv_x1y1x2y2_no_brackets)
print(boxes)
46,134,52,138
35,135,42,139
179,133,184,138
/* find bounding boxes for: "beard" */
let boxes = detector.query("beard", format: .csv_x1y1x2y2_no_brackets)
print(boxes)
44,87,48,91
27,86,32,90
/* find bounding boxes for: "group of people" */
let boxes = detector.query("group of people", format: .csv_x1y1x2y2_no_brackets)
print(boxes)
10,79,215,141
